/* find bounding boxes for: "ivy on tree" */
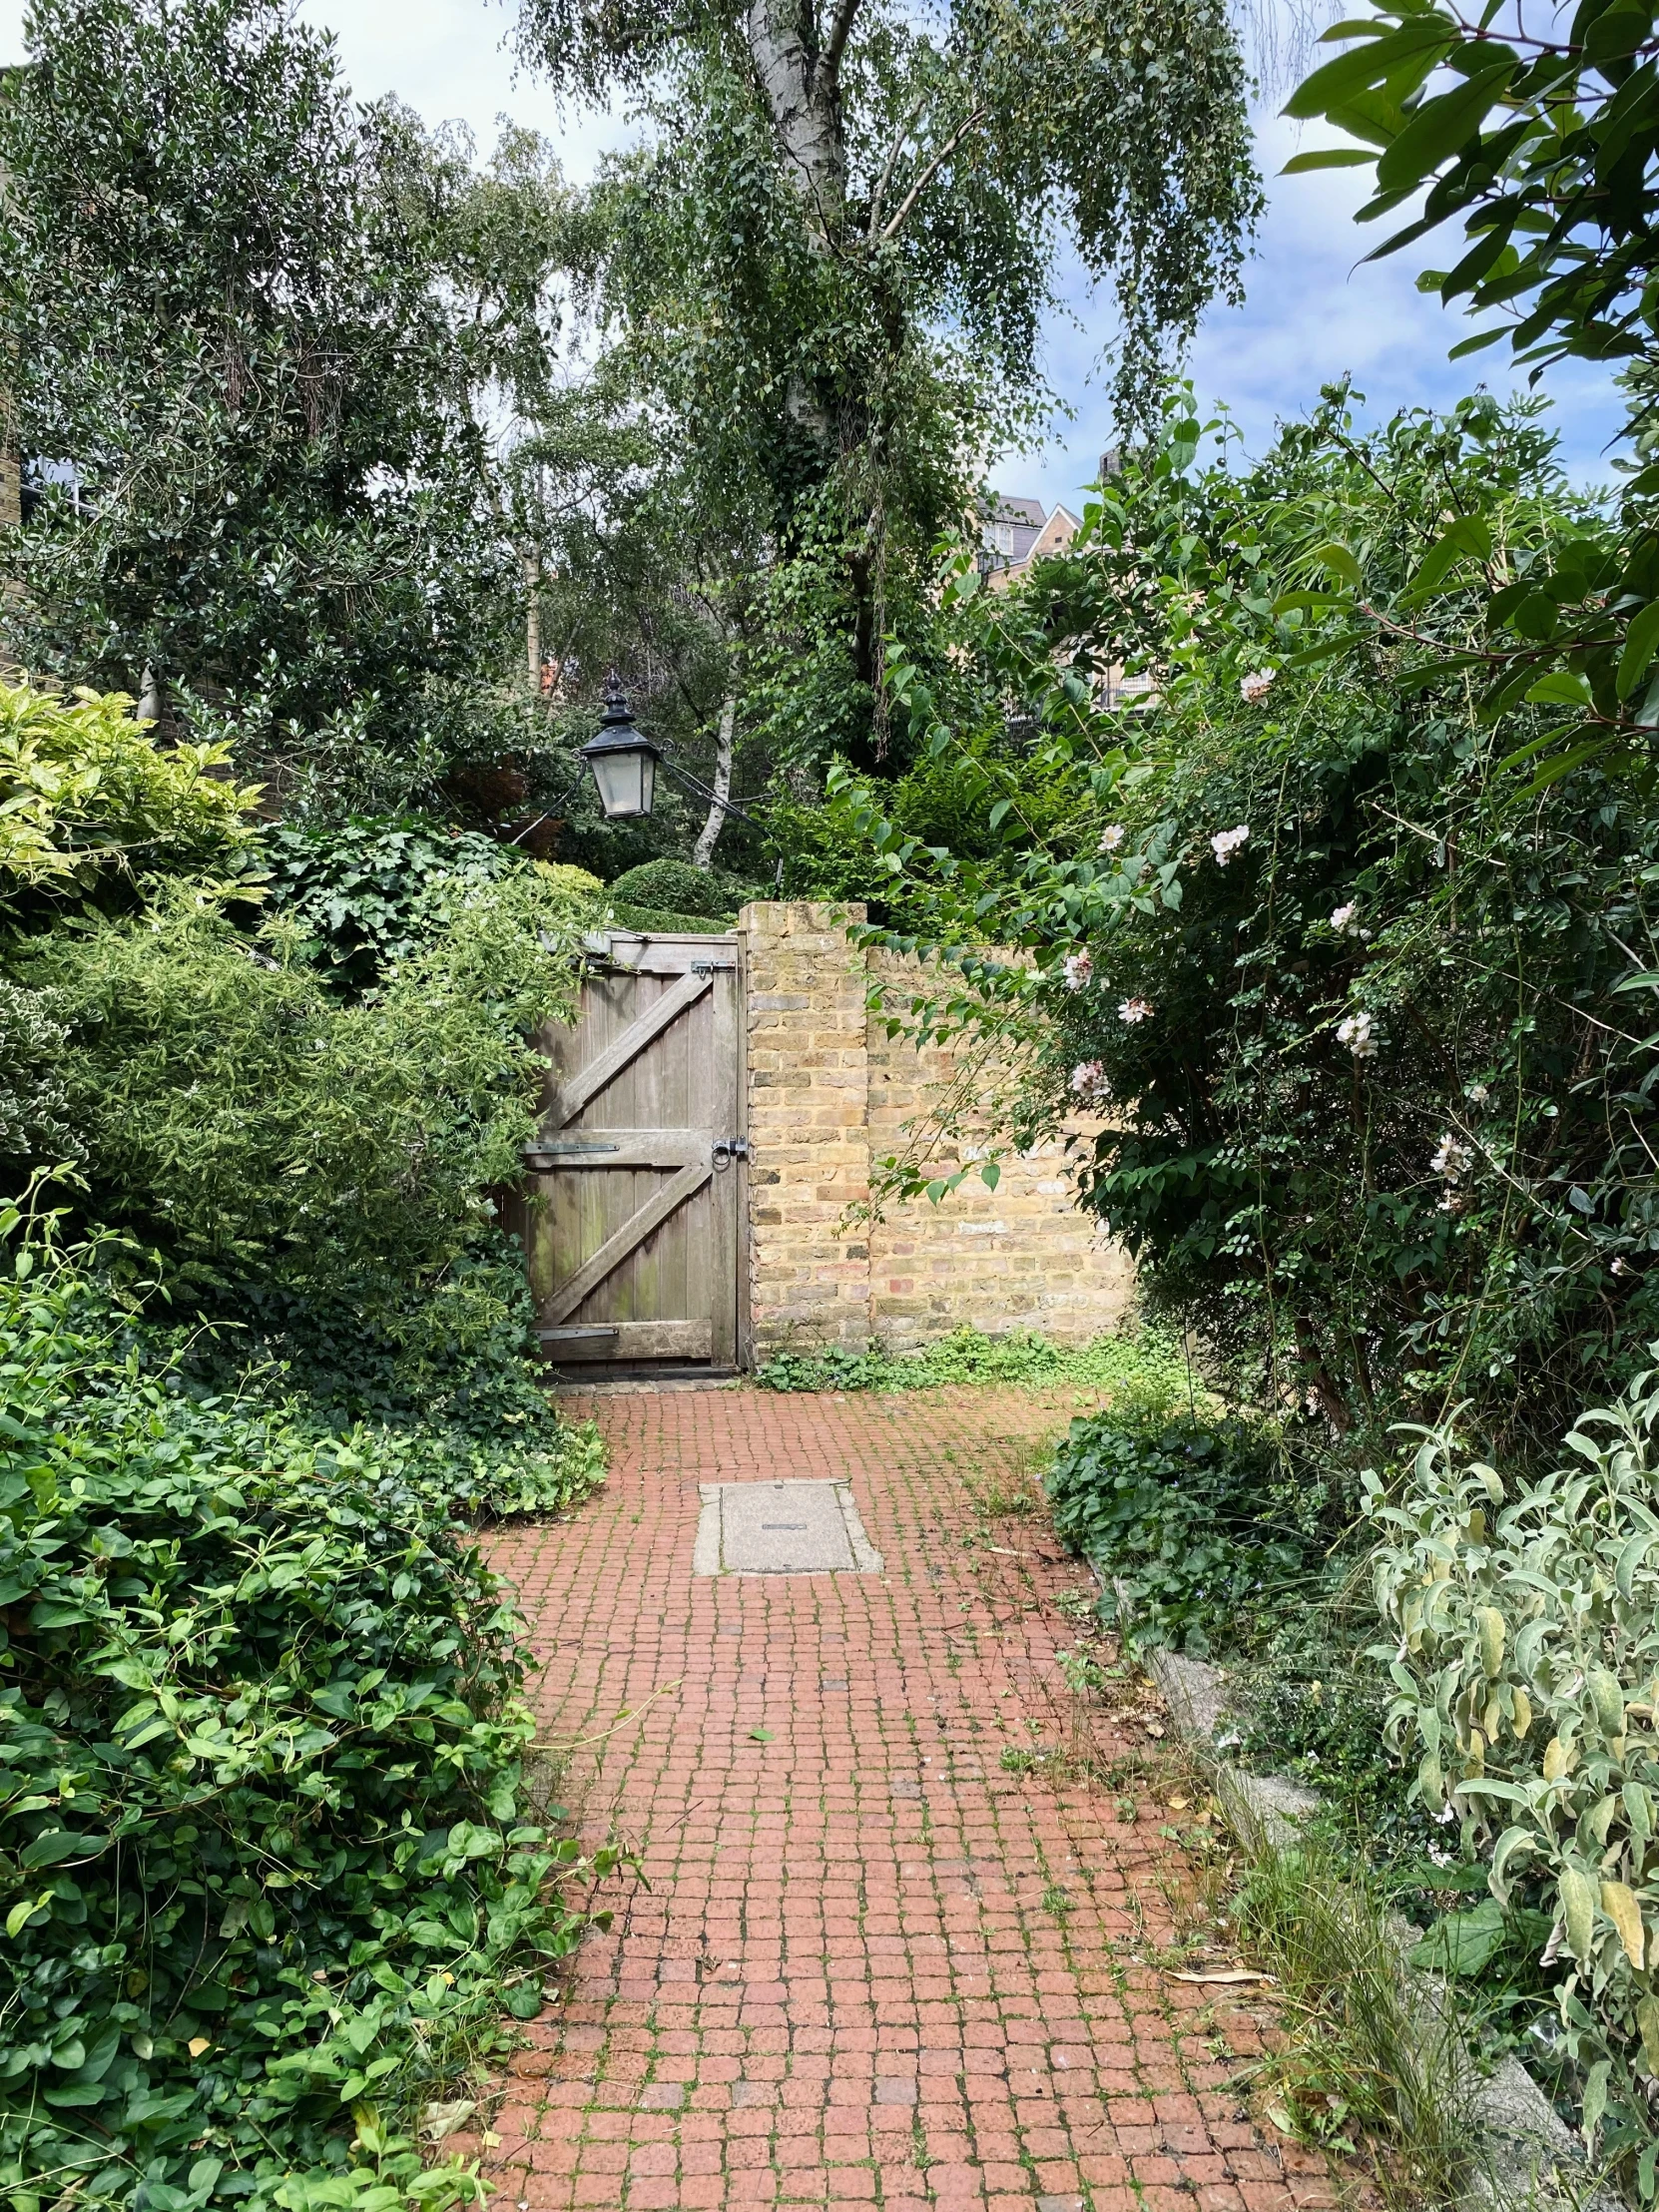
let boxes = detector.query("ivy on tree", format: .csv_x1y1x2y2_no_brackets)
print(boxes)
514,0,1263,774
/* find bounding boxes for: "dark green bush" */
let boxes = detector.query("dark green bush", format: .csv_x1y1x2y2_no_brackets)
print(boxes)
0,1210,615,2211
606,859,758,922
1044,1410,1336,1655
14,870,599,1417
610,900,732,934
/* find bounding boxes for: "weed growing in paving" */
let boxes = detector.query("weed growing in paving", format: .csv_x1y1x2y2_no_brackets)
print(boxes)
755,1322,1197,1400
1233,1838,1483,2211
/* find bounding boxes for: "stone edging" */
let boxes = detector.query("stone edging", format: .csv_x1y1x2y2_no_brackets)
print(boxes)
1145,1647,1626,2212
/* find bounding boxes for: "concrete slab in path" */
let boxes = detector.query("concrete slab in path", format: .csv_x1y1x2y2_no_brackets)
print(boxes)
694,1477,883,1575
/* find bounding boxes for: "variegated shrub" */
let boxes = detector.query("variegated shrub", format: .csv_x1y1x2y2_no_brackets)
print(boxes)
1367,1357,1659,2175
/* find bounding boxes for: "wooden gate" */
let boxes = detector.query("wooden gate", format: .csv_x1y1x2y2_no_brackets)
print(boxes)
508,931,747,1374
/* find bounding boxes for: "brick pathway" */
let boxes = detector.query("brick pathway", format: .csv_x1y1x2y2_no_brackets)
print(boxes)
477,1385,1333,2212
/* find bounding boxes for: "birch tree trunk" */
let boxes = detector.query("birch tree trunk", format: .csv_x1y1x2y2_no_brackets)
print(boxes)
693,695,737,868
524,547,541,686
744,0,848,240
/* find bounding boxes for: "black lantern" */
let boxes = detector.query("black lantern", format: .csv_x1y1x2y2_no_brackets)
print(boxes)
580,678,660,819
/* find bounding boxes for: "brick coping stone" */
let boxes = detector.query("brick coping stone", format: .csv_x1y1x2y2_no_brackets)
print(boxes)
470,1384,1343,2212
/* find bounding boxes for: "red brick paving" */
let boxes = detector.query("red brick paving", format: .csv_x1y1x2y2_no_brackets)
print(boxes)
476,1384,1335,2212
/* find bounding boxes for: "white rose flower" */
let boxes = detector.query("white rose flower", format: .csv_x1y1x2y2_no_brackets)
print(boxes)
1240,669,1277,704
1430,1134,1473,1183
1117,996,1152,1025
1211,825,1250,866
1336,1009,1379,1059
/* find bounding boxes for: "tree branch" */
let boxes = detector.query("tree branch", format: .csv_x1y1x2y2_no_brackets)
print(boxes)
875,108,986,247
867,94,925,238
820,0,858,86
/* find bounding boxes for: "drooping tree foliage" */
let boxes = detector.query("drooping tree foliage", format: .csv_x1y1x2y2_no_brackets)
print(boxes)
514,0,1263,776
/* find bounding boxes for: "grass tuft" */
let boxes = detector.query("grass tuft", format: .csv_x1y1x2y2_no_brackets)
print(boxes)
754,1322,1200,1403
1233,1836,1483,2210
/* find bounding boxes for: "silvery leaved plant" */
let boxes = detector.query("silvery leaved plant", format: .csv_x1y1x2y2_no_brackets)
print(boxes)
1367,1357,1659,2181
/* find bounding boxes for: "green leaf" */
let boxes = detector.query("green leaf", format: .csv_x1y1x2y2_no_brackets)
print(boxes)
1280,147,1378,173
1408,514,1492,596
20,1829,93,1869
1286,627,1376,667
749,1728,775,1743
1584,2058,1612,2148
1522,671,1593,706
1313,541,1365,588
1283,19,1455,122
1447,326,1509,359
1376,63,1517,193
4,1893,50,1937
1617,599,1659,698
1406,1898,1506,1976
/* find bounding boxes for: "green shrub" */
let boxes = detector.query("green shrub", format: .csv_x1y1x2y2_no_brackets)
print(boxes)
0,1207,618,2211
14,868,596,1409
610,900,732,934
607,858,758,921
258,816,602,999
0,677,259,895
1044,1410,1335,1656
1367,1357,1659,2189
0,977,74,1172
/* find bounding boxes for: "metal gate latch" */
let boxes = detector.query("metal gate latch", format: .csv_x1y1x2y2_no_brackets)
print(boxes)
712,1136,751,1170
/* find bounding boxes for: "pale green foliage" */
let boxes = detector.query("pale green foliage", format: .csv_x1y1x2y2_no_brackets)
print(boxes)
1368,1363,1659,2169
18,864,597,1299
0,979,73,1168
0,678,260,888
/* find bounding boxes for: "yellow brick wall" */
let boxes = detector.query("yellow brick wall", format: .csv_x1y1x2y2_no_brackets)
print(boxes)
739,901,1134,1357
741,901,873,1350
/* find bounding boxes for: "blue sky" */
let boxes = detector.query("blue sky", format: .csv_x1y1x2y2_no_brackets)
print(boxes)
0,0,1626,508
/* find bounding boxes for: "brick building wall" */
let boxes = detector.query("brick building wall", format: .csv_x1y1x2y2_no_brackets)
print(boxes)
739,900,1134,1356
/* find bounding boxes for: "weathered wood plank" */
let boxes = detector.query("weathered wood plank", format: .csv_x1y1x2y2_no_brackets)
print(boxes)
709,961,741,1368
545,1160,713,1324
538,1318,714,1361
552,969,711,1125
522,1129,705,1170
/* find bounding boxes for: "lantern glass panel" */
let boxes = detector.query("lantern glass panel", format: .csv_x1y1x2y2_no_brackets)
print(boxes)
588,743,655,819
